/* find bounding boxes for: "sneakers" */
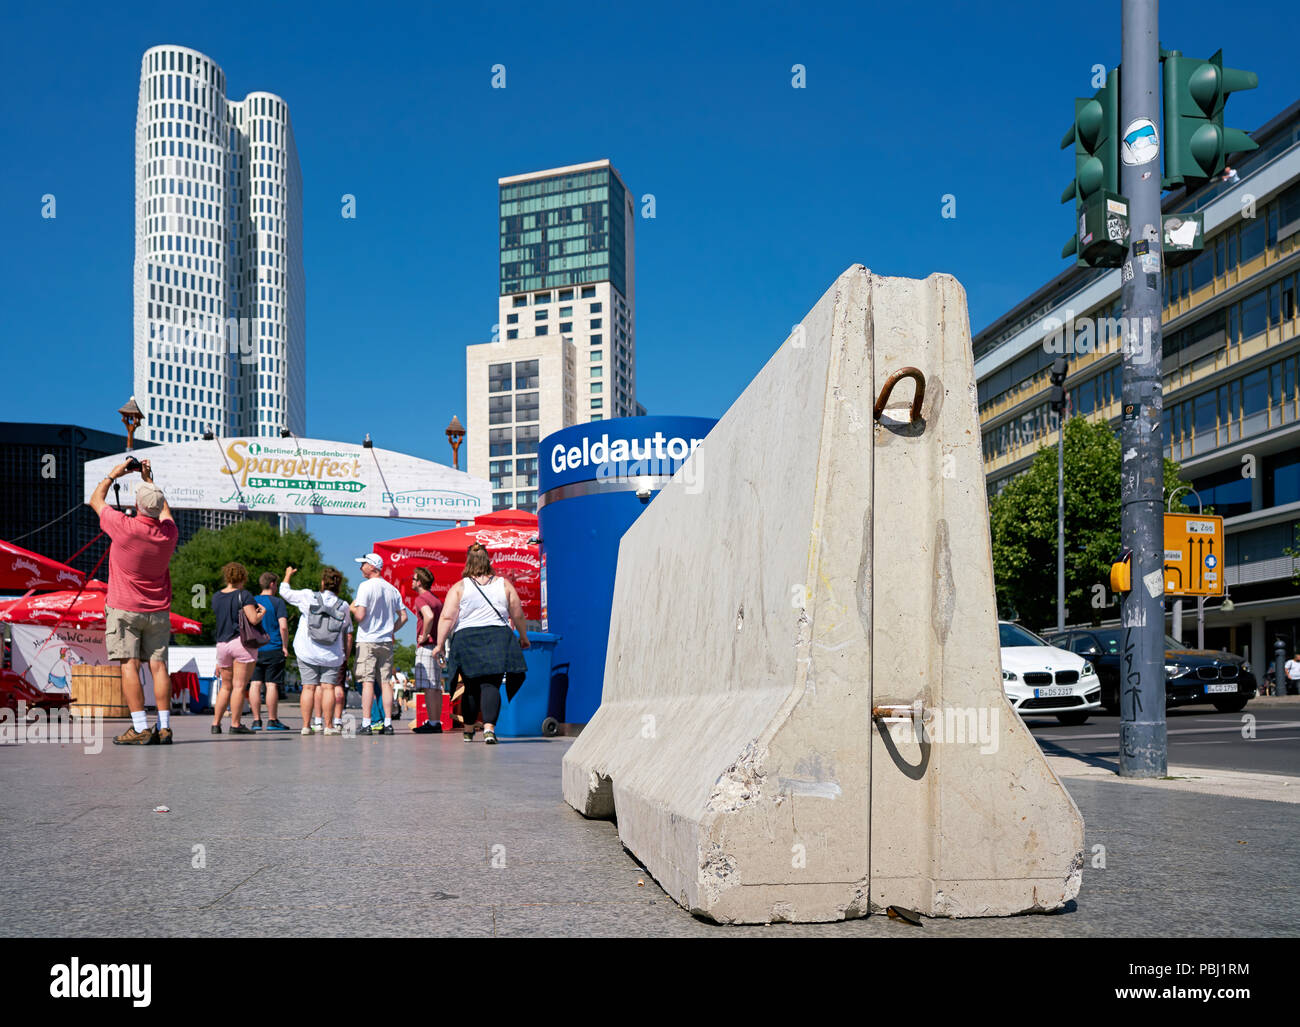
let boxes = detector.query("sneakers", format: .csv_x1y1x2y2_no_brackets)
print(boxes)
301,726,316,736
229,724,254,735
156,728,173,745
483,730,498,745
381,725,394,735
266,720,290,732
463,726,476,742
322,727,341,736
210,724,222,735
357,724,373,736
113,726,157,746
412,722,441,734
250,720,263,731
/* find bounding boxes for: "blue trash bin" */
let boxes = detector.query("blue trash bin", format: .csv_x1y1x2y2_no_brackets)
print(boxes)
190,676,215,715
494,632,560,737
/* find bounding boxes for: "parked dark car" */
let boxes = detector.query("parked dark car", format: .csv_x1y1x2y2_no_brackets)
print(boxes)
1044,627,1256,714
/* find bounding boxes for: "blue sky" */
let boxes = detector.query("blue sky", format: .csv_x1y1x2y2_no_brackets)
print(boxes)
1,0,1295,637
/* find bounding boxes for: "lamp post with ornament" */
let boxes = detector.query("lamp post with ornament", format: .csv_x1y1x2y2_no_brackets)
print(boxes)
446,415,466,526
119,397,144,451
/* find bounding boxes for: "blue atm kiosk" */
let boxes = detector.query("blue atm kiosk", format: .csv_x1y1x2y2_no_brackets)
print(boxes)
537,416,717,724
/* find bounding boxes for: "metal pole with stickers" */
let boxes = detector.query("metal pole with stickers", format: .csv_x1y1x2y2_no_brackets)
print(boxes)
1117,0,1167,778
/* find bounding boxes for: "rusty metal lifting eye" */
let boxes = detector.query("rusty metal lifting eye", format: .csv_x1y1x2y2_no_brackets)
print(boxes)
873,367,926,423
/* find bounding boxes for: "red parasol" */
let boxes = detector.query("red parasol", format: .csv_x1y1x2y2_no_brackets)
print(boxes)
373,510,540,620
0,580,202,634
0,539,87,593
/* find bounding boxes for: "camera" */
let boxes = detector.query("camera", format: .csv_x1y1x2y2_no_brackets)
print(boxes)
125,457,142,473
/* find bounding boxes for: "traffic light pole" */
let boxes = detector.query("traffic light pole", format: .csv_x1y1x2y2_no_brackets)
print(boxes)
1118,0,1168,777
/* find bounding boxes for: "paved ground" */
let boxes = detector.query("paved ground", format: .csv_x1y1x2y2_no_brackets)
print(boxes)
1021,697,1300,777
2,710,1297,937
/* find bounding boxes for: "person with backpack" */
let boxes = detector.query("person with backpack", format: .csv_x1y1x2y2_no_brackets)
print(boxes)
281,564,352,736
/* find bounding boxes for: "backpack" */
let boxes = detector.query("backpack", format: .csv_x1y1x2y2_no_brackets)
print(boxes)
308,593,348,645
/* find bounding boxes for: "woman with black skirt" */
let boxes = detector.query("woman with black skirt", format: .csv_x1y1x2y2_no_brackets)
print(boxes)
436,544,529,743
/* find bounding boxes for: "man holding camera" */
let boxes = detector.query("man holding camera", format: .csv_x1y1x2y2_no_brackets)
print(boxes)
87,458,179,745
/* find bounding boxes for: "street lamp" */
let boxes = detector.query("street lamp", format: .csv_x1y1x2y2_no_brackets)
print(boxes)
119,397,144,451
446,416,465,470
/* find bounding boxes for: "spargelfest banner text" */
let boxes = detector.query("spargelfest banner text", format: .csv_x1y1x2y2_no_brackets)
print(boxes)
83,437,490,520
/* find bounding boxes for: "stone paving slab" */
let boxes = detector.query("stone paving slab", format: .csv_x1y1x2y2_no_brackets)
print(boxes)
2,714,1296,936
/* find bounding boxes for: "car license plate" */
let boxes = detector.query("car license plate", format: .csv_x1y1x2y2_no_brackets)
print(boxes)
1035,686,1073,698
1204,683,1236,694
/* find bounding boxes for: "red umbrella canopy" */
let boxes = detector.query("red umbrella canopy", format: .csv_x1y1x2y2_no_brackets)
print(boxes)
0,540,86,592
0,580,202,634
373,510,540,620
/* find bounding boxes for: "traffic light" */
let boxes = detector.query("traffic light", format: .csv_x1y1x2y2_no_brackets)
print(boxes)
1162,48,1258,187
1048,356,1068,412
1061,68,1127,267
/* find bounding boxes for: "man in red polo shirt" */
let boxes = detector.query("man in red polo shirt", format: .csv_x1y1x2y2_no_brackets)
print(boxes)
87,458,179,745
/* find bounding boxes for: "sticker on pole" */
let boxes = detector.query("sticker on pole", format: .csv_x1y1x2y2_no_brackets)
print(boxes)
1121,118,1160,166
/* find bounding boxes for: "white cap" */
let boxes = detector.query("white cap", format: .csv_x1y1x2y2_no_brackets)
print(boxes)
355,553,383,571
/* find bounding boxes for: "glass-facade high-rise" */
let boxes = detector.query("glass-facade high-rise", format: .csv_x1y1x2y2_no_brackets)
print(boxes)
499,166,627,297
132,45,305,446
467,160,639,514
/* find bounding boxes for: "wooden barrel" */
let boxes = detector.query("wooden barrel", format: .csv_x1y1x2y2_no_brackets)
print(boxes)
69,665,131,719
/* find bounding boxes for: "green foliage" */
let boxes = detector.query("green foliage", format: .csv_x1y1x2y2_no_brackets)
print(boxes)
170,519,352,645
989,417,1191,631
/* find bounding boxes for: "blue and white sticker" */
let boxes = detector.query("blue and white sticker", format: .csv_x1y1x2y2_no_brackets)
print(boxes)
1205,554,1218,569
1122,118,1160,166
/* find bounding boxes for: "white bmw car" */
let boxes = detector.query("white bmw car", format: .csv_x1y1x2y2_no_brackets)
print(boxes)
999,621,1102,725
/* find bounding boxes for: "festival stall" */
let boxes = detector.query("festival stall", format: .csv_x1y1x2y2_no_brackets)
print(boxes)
372,510,541,620
0,581,202,713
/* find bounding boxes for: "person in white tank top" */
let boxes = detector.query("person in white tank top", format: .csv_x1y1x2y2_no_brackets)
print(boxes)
455,575,510,630
436,544,530,743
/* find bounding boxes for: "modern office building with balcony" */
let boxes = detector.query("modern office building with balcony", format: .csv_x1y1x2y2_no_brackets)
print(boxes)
974,101,1300,663
467,160,638,513
132,44,305,446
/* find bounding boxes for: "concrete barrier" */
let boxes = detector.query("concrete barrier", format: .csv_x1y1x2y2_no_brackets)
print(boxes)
562,266,1084,924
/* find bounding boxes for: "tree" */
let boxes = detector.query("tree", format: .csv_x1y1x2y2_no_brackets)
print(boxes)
170,519,352,646
989,416,1191,631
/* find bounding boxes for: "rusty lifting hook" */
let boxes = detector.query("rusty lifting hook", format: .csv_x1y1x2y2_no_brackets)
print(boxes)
873,367,926,423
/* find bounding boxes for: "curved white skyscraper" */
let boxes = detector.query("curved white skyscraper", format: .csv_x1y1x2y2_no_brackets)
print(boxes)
133,45,304,444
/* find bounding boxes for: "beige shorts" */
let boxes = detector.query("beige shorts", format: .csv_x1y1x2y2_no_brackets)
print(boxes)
354,641,394,685
105,606,171,662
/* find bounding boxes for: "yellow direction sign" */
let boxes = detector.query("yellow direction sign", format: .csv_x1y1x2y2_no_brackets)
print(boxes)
1163,513,1224,597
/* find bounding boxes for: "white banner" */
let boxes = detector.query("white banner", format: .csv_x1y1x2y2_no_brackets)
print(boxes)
10,624,105,694
84,437,490,521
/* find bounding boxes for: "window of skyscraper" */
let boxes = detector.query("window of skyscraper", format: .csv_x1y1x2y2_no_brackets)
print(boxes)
582,286,595,298
489,363,511,392
515,360,539,389
516,425,539,455
490,428,512,457
515,392,539,422
489,395,512,424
